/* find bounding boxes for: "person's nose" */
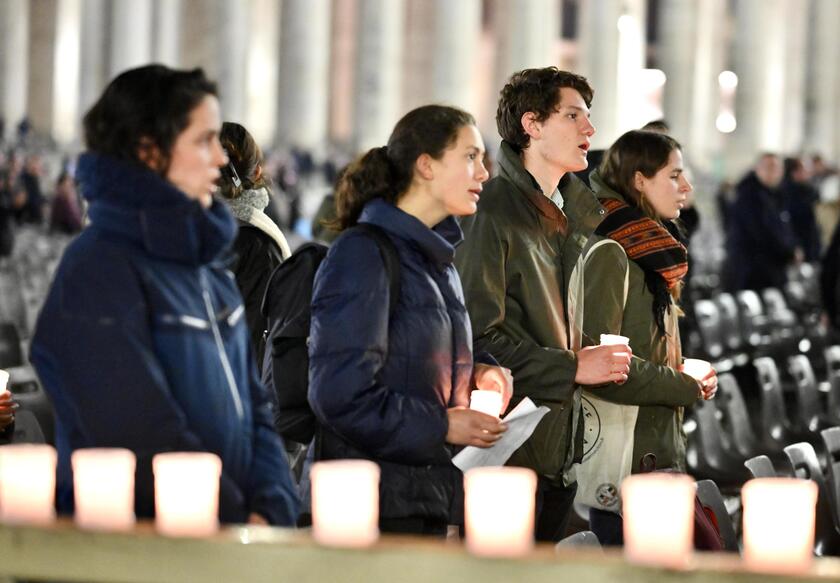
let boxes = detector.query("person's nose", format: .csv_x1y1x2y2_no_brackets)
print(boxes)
680,175,693,193
477,159,490,183
581,116,596,137
214,139,228,167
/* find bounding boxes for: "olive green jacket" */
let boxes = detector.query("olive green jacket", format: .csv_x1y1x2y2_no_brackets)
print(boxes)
455,141,605,482
582,171,700,472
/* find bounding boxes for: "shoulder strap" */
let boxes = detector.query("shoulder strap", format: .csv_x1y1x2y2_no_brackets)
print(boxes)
352,223,402,317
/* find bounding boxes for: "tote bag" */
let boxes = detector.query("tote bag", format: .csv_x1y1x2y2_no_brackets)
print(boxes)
567,238,636,512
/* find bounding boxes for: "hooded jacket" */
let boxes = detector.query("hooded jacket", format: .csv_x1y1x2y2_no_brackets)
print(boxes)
30,153,299,526
308,199,474,522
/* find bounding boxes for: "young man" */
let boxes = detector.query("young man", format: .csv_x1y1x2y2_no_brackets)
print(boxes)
455,68,631,542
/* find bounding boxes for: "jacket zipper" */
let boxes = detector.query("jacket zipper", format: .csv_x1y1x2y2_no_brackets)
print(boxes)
200,270,245,421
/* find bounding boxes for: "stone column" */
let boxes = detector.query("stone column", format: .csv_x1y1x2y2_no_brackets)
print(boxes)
657,0,726,172
79,0,108,118
52,0,82,146
432,0,482,111
401,0,436,113
806,0,840,160
244,0,280,146
215,0,249,123
277,0,332,151
578,0,646,149
780,2,809,154
179,0,216,76
110,0,153,77
328,0,357,145
27,0,58,138
493,0,559,85
0,0,30,136
153,0,182,67
353,0,404,151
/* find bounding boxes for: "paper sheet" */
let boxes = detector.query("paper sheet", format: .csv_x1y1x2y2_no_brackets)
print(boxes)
452,397,550,472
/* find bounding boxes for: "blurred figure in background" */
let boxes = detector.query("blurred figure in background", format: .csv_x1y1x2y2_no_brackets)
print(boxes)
217,122,291,365
781,156,821,262
724,153,800,291
49,171,83,235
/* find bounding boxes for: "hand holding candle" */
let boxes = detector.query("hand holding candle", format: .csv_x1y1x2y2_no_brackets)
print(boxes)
681,359,717,400
472,364,513,412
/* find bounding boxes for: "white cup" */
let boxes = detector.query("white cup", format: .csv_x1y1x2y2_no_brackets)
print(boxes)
599,334,630,346
153,452,222,537
72,448,136,531
0,369,9,395
682,358,712,381
469,390,503,418
311,460,380,548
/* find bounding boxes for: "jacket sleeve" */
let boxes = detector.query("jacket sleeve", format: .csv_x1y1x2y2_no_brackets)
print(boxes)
581,243,699,407
232,229,279,348
732,186,796,262
244,348,301,526
29,251,251,522
308,233,450,465
456,209,578,404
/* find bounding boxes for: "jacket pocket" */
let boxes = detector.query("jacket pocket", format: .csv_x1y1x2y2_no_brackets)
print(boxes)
507,401,571,479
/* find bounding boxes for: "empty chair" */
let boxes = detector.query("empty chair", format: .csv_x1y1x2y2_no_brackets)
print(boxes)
736,290,769,349
10,410,46,444
783,442,840,556
715,293,744,358
685,400,750,486
753,357,797,450
0,322,24,369
556,530,602,549
788,354,834,434
695,479,739,553
744,455,776,479
716,373,762,460
821,427,840,529
694,299,724,361
762,287,801,348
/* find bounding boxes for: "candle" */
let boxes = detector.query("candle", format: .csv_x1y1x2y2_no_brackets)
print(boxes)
464,466,537,557
622,473,695,568
742,478,817,573
600,334,630,346
153,452,222,537
0,369,8,394
469,390,503,418
682,358,712,381
0,444,57,525
72,448,136,531
311,460,380,547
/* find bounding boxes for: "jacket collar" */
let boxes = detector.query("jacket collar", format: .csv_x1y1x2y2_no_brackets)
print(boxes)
77,152,237,266
496,140,569,232
358,199,462,266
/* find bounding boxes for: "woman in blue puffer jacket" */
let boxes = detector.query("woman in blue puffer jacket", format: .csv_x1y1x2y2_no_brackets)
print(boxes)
309,105,512,536
30,65,299,526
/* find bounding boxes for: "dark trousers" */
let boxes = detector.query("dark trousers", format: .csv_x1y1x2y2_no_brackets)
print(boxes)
588,507,624,546
534,478,578,542
380,516,448,537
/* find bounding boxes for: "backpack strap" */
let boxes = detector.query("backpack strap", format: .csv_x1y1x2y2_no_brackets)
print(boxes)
352,223,402,317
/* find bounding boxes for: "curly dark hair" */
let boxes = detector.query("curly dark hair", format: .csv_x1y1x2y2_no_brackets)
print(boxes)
83,64,217,174
496,67,593,151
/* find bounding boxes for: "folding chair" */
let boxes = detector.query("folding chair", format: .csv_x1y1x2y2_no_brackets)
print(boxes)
695,479,739,553
716,373,762,460
821,427,840,529
788,355,834,435
783,442,840,556
744,455,776,479
556,530,601,549
753,357,797,450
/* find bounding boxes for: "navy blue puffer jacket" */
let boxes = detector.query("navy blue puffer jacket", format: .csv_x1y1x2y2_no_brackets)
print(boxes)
31,153,299,526
309,199,476,522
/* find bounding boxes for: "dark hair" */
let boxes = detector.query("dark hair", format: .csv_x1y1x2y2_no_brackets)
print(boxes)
330,104,475,231
83,64,217,174
218,122,268,199
599,130,682,219
496,67,594,151
641,119,670,133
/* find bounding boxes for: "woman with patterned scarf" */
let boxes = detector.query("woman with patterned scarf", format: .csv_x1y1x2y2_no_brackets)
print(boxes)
580,130,718,544
218,122,292,366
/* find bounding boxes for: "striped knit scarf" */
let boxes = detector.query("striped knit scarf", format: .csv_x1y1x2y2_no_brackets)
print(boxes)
594,197,688,332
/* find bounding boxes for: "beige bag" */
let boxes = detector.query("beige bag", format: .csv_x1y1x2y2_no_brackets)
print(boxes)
567,238,636,512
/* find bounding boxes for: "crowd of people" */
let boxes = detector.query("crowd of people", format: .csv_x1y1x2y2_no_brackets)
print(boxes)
0,61,837,544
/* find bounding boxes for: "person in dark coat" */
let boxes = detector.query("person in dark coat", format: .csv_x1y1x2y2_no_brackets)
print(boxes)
217,122,291,365
30,65,299,527
49,171,83,234
723,153,801,291
308,105,511,536
781,157,821,262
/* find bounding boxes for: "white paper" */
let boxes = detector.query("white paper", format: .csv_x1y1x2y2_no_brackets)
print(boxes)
452,397,550,472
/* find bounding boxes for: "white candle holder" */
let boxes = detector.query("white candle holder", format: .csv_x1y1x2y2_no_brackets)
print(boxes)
600,334,630,346
742,477,817,573
0,444,57,525
469,390,503,418
72,448,136,531
311,459,380,548
153,452,222,537
464,466,536,557
622,473,695,568
682,358,712,381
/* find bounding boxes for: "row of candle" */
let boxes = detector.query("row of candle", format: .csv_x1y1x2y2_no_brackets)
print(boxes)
0,442,819,572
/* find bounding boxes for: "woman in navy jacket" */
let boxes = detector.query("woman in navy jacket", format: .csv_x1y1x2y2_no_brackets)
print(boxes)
30,65,299,526
309,105,511,536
